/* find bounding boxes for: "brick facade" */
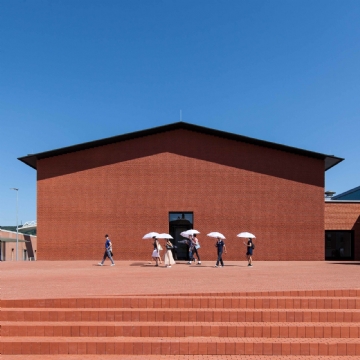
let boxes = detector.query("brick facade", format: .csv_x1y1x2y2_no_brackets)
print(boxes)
325,202,360,260
36,129,325,261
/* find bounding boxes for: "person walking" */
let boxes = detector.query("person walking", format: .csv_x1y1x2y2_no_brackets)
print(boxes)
98,234,115,266
187,236,194,264
191,234,201,265
164,239,176,268
244,237,254,266
157,242,163,264
152,236,161,266
215,237,226,267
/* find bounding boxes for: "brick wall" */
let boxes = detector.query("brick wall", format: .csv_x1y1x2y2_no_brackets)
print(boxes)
325,202,360,260
37,129,325,261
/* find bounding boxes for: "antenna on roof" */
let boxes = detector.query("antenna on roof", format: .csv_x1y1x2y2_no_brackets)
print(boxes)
180,110,182,121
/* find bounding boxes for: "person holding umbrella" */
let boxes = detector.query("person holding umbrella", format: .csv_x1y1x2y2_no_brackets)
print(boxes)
215,236,226,267
180,229,201,265
191,234,201,265
206,232,227,267
164,238,176,268
244,238,254,267
237,232,256,267
152,236,161,266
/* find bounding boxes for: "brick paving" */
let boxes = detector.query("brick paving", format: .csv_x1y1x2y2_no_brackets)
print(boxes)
2,260,359,358
1,260,360,300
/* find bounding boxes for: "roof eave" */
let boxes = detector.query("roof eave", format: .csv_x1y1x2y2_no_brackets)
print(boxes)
324,156,344,171
17,121,344,171
18,155,37,169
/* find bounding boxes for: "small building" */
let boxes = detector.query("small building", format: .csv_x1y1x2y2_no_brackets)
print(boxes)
0,229,37,261
19,122,345,261
325,186,360,261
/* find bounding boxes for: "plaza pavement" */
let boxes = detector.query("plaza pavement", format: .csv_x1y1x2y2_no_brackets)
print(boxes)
2,260,359,300
2,260,360,359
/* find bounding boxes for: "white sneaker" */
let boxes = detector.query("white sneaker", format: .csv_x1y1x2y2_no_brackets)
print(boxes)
198,261,201,265
168,266,171,268
187,261,192,264
111,263,115,266
98,263,103,266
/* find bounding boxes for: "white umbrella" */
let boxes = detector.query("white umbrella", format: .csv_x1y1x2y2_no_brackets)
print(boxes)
184,229,200,235
142,232,159,239
180,229,199,238
156,233,173,239
180,231,191,238
207,232,226,239
237,232,256,238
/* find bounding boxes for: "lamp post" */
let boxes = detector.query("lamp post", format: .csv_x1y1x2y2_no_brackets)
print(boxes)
10,188,19,261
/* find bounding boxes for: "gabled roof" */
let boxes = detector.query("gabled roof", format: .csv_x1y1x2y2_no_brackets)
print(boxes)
18,122,343,171
332,186,360,200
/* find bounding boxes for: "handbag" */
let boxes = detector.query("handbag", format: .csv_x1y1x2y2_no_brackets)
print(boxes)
195,243,200,249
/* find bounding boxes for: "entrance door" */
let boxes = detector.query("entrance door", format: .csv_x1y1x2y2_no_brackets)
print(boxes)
169,212,193,260
325,231,354,260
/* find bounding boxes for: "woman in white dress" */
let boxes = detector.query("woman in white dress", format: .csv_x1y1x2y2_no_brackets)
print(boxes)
164,239,176,268
157,242,163,264
151,237,161,266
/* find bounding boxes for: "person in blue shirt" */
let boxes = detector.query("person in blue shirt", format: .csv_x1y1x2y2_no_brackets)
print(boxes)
215,237,227,267
98,234,115,266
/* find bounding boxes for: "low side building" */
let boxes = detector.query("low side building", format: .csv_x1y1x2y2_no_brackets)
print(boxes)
0,229,37,261
325,186,360,261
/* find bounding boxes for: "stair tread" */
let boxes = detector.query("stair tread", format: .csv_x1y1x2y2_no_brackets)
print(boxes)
4,336,360,343
2,356,360,359
4,307,360,311
3,320,360,326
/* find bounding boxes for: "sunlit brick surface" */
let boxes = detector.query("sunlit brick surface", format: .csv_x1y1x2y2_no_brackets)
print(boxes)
2,261,360,357
36,129,325,261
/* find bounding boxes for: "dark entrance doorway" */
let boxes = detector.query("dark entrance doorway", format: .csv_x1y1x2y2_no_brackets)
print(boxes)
325,230,354,260
169,212,193,260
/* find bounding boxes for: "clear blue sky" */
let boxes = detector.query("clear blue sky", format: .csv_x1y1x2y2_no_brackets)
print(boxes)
1,0,359,225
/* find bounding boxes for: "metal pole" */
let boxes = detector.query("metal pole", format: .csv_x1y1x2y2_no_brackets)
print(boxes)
10,188,19,261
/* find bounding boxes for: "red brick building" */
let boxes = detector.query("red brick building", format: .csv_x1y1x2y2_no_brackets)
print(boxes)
19,122,348,261
325,201,360,261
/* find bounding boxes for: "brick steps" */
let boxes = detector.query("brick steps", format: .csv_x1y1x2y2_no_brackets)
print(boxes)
2,336,360,355
2,291,360,356
2,356,360,360
2,321,360,338
4,295,360,309
3,308,360,322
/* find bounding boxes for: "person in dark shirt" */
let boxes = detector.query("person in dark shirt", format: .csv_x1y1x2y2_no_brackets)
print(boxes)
215,237,227,267
244,238,254,267
98,234,115,266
